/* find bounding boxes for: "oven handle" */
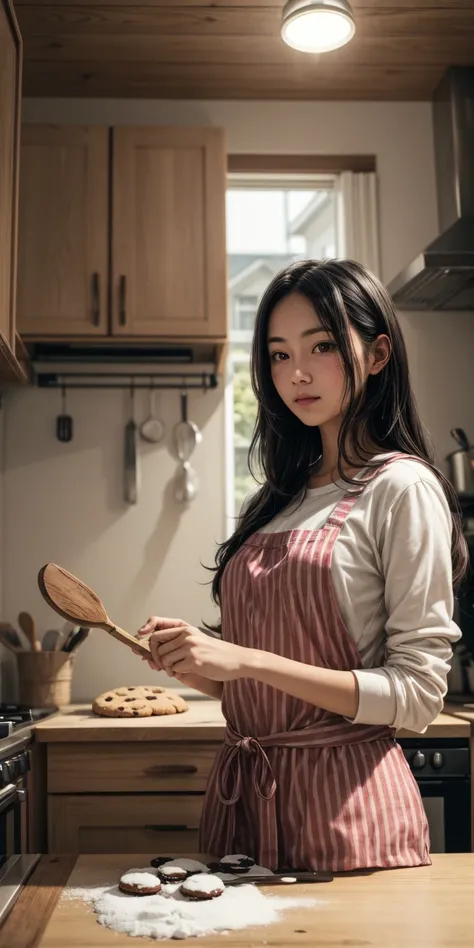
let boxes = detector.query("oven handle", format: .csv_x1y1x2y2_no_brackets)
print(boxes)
0,784,20,816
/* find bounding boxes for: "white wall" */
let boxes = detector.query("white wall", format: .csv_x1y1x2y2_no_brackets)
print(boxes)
1,98,472,702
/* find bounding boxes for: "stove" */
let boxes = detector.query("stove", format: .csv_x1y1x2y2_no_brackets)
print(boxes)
0,704,58,738
0,704,58,927
399,737,471,852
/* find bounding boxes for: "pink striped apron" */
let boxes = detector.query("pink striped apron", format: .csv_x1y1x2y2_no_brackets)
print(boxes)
199,456,431,871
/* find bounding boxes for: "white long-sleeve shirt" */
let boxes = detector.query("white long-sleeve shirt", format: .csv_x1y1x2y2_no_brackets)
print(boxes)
257,455,461,733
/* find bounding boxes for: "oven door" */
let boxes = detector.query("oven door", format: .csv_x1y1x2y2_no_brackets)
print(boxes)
417,778,471,853
0,779,27,859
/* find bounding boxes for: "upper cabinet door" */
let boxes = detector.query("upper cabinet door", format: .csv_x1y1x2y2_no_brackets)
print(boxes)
17,125,109,336
0,0,22,357
112,126,227,338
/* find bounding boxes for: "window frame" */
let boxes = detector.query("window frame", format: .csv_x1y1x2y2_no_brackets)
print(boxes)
224,154,376,534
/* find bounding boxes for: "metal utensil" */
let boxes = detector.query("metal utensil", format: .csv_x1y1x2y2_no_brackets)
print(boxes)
42,629,62,651
223,870,333,886
18,612,41,651
56,384,73,443
124,386,140,504
62,626,90,654
60,625,80,652
451,427,470,451
52,620,74,651
140,383,165,444
174,461,199,503
173,391,202,462
38,563,151,657
447,428,474,498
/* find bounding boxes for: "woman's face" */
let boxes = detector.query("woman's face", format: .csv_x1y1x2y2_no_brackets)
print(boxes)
267,292,371,429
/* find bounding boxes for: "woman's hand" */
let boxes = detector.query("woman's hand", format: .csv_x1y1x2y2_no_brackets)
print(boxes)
134,615,250,682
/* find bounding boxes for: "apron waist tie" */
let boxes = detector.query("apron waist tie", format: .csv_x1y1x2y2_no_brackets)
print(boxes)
215,720,395,869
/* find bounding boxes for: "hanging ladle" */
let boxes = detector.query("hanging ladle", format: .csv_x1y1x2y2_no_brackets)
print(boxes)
140,381,165,444
174,461,199,503
173,390,202,462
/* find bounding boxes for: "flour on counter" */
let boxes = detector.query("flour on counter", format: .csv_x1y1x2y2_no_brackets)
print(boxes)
61,857,316,940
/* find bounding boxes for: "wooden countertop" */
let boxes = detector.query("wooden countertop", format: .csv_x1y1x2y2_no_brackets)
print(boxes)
34,700,227,742
34,701,472,742
2,853,474,948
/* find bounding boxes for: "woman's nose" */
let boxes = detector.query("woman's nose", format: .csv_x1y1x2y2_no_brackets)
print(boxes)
292,366,312,384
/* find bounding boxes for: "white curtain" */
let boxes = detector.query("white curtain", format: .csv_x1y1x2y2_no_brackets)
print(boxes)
336,171,381,278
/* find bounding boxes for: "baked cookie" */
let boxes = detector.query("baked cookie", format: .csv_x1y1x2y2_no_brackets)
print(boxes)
156,865,188,884
180,874,225,901
119,869,162,895
151,857,210,875
92,685,188,718
216,854,255,873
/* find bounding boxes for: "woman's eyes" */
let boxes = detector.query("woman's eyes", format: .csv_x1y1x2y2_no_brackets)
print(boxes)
314,341,337,354
270,341,336,362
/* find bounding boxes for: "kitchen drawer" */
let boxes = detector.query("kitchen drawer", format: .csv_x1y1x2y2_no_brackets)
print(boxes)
48,794,204,853
48,742,220,793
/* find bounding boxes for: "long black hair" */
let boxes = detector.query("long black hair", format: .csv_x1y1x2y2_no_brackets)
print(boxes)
208,258,467,610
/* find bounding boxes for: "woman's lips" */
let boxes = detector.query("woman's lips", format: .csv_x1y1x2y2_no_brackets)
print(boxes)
294,396,320,406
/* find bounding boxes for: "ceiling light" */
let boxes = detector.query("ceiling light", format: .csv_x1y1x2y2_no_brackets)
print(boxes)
281,0,356,54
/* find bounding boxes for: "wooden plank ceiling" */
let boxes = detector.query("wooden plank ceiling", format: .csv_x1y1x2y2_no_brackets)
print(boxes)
15,0,474,100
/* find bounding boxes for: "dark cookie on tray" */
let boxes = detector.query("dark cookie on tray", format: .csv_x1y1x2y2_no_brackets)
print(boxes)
150,856,174,869
217,853,256,873
156,865,188,884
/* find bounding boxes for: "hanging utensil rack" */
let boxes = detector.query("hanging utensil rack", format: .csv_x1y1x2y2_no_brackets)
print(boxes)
35,371,217,391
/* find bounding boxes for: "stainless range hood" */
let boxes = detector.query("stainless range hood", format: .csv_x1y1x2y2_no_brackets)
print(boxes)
388,67,474,311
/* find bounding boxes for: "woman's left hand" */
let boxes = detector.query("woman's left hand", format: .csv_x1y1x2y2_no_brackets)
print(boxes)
148,622,251,682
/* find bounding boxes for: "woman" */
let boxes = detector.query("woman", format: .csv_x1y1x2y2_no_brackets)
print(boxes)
136,259,465,872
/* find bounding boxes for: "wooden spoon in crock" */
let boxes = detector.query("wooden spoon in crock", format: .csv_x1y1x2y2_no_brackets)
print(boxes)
38,564,151,657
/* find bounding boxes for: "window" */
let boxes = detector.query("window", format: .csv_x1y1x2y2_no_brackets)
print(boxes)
233,295,259,332
225,173,339,525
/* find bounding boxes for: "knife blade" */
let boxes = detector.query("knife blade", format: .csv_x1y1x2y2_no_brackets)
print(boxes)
223,870,333,886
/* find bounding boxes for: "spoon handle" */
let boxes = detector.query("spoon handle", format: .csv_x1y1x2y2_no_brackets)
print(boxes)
106,624,151,656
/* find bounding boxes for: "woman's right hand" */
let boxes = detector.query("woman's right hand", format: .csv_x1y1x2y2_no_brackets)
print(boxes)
132,614,183,673
132,615,224,699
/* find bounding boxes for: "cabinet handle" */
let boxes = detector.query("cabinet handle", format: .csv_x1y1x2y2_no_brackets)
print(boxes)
144,824,190,832
144,765,198,776
119,275,127,326
91,272,100,326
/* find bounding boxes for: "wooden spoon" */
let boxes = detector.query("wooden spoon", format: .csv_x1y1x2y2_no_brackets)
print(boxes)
37,564,151,657
18,612,41,651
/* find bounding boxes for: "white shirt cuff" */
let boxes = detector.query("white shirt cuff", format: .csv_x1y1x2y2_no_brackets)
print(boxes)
350,668,397,726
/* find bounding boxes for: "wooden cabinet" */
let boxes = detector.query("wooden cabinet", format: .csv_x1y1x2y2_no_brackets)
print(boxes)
0,0,25,381
48,795,203,854
45,741,220,854
112,127,227,338
18,124,227,342
17,126,109,336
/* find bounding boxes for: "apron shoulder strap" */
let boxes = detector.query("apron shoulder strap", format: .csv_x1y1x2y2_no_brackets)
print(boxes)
326,452,431,528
